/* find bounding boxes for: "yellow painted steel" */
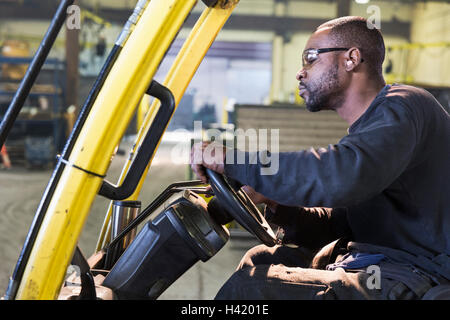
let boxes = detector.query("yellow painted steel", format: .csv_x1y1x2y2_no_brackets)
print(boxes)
82,10,112,28
137,95,151,133
96,0,240,250
16,0,197,300
387,41,450,50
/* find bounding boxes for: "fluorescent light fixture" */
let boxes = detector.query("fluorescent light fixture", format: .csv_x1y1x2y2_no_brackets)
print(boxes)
355,0,370,4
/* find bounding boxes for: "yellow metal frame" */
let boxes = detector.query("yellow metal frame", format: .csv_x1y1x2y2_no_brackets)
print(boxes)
15,0,239,300
96,0,240,250
16,0,197,300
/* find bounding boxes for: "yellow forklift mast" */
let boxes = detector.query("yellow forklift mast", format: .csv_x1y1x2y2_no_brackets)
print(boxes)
3,0,240,300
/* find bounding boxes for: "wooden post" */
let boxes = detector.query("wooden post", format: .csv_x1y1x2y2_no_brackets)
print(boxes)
65,0,80,113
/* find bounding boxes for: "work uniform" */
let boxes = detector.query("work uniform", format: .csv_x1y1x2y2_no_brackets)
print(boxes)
217,84,450,300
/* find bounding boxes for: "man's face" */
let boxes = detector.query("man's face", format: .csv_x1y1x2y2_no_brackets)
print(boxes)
297,28,344,112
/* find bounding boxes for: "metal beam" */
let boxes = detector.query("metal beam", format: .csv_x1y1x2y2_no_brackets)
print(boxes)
194,13,410,39
84,5,411,38
0,1,59,20
337,0,351,18
0,1,411,39
65,12,80,109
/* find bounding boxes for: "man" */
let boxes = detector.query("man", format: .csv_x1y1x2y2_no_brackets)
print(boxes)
191,16,450,299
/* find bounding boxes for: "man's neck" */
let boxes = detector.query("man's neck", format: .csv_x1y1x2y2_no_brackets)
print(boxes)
335,80,386,126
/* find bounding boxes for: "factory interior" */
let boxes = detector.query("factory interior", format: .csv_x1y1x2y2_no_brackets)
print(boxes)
0,0,449,302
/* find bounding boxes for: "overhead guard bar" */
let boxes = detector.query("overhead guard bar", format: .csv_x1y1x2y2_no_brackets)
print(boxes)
96,0,241,250
14,0,197,300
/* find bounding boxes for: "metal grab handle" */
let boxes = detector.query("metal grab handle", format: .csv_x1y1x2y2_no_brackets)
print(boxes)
98,80,175,200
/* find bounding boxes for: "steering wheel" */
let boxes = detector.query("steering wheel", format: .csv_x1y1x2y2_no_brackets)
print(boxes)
205,168,278,247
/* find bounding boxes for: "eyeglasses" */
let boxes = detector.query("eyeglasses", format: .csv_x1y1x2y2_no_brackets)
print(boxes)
302,47,363,67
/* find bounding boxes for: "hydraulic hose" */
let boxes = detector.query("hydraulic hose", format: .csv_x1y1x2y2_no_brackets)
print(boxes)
4,0,151,300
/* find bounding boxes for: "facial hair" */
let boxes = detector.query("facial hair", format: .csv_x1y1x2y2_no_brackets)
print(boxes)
303,64,340,112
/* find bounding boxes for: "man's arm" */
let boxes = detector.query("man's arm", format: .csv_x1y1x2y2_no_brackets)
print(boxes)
224,101,418,208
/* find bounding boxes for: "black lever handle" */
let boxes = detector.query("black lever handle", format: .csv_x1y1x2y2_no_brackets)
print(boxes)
99,80,175,200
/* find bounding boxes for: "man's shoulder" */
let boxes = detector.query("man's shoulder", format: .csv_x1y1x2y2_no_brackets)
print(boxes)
349,84,437,133
365,84,423,119
385,83,438,106
379,83,447,121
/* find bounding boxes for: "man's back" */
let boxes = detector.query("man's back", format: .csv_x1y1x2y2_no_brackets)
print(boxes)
344,84,450,260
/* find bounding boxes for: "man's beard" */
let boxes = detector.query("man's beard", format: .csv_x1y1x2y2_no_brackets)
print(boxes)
303,64,340,112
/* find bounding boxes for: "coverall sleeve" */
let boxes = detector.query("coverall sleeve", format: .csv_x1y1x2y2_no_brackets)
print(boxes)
224,100,418,208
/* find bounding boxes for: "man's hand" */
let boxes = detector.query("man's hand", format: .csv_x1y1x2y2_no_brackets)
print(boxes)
190,142,279,212
241,185,278,213
190,141,227,183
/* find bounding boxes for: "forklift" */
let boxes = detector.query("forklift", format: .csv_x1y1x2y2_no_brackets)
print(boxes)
1,0,280,300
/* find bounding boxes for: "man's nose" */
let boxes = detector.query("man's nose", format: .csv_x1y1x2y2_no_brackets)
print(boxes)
296,67,306,81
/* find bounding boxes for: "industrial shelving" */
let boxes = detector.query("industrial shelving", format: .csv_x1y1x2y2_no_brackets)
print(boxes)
0,56,66,167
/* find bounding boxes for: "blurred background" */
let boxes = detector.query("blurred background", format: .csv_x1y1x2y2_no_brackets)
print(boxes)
0,0,449,299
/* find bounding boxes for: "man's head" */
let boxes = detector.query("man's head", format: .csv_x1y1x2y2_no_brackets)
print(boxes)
297,16,386,112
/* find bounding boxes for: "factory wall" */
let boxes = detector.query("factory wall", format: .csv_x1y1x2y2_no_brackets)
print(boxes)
408,2,450,87
0,0,448,109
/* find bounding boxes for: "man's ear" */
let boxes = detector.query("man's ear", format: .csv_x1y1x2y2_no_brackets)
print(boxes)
345,47,363,71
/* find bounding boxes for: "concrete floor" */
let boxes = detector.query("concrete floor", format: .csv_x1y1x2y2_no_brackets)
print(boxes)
0,141,257,299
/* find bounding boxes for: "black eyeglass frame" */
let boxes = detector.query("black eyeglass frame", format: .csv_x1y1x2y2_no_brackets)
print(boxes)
302,47,364,67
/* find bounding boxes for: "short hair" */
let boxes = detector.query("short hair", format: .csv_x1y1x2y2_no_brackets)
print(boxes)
317,16,385,77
